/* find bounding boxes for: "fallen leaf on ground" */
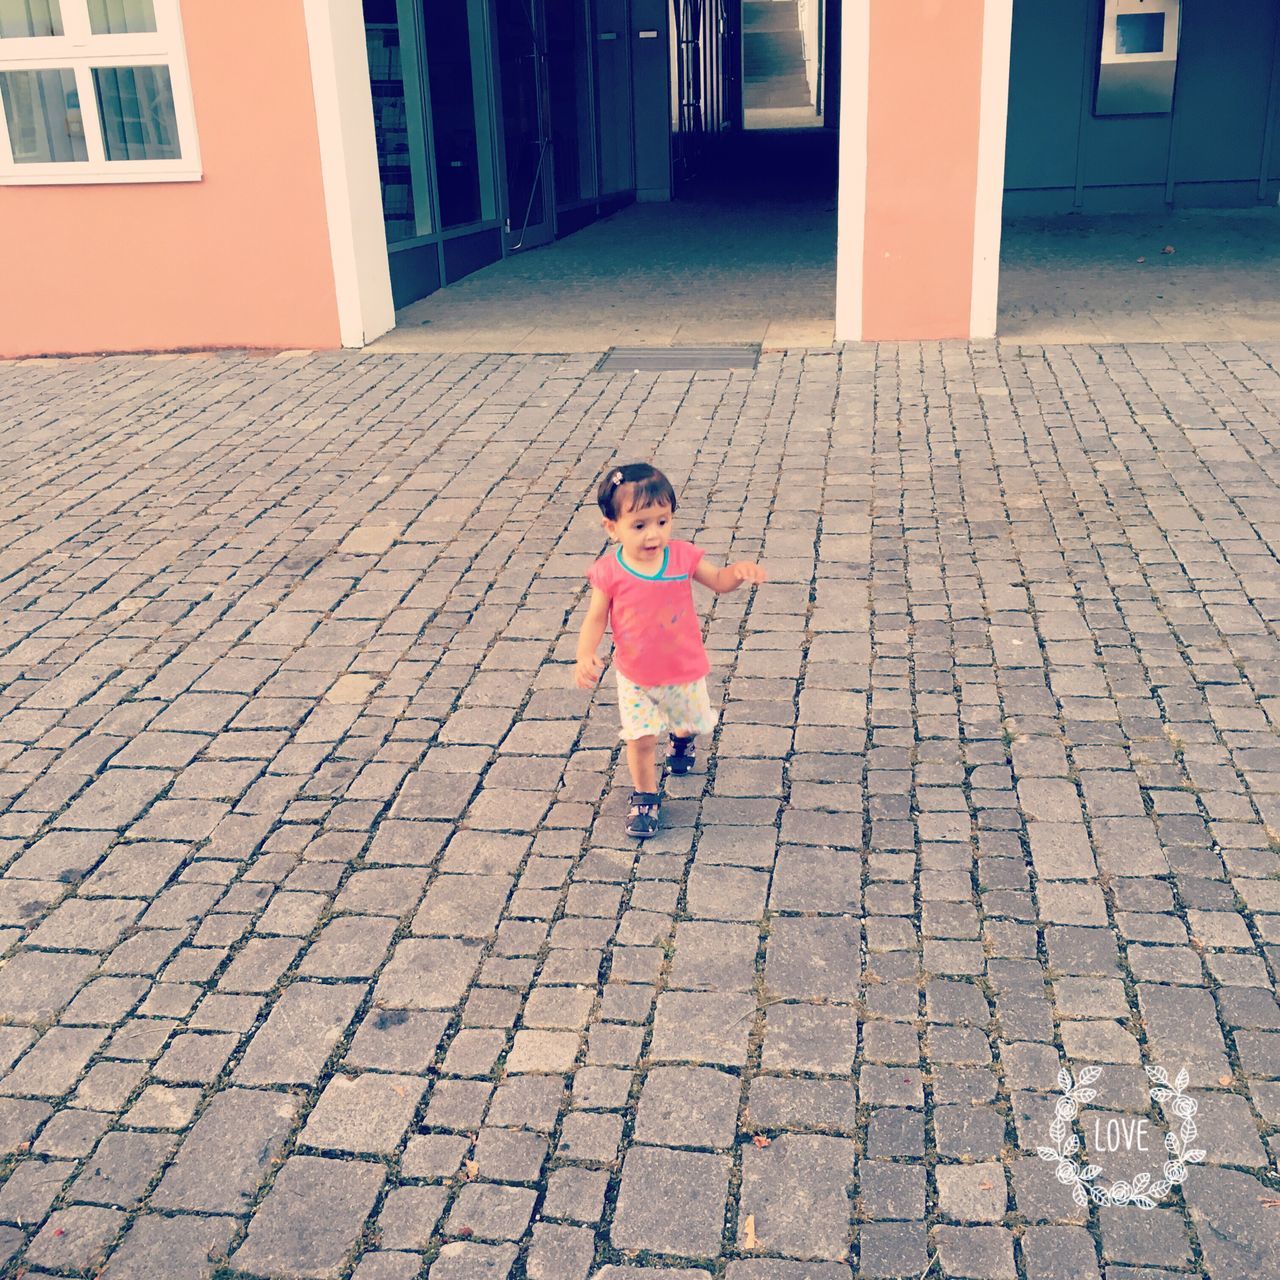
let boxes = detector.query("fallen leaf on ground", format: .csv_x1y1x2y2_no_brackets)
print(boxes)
752,1135,771,1148
742,1214,758,1249
463,1159,478,1181
1260,1198,1280,1208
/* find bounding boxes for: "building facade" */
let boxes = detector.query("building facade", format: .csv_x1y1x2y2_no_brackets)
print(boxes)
2,0,1278,358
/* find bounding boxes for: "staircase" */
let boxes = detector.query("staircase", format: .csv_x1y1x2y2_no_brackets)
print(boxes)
742,0,813,111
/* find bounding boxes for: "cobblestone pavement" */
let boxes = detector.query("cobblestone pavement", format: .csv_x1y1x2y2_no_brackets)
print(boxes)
1,342,1280,1280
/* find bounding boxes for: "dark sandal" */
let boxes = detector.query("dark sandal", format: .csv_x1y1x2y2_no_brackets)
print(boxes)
668,734,696,775
626,791,661,839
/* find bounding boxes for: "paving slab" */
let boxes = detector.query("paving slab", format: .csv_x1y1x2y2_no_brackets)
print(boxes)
1,342,1279,1277
229,1155,385,1278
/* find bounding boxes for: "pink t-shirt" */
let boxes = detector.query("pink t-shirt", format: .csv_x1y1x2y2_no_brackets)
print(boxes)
587,540,710,687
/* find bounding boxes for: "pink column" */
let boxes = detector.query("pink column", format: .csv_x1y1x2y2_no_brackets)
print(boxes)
836,0,1012,342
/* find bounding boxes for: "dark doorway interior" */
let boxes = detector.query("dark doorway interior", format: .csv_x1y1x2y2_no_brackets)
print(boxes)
673,0,839,190
681,126,837,202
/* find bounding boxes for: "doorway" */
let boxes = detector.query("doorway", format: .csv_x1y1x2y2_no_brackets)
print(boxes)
742,0,824,131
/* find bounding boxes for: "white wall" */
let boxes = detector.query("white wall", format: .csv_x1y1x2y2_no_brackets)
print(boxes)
303,0,396,346
798,0,822,107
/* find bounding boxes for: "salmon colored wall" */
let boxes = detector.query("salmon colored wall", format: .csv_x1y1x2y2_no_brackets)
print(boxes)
0,1,340,357
863,0,985,339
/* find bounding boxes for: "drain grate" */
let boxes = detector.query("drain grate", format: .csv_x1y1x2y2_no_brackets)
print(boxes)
596,344,760,373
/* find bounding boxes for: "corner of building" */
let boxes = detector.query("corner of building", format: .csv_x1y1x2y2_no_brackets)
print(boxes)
0,0,395,360
302,0,396,348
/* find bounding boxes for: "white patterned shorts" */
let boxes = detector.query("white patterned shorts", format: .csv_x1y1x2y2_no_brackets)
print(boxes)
615,672,716,742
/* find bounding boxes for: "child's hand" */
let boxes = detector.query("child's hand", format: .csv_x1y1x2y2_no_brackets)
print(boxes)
729,561,767,586
575,654,605,688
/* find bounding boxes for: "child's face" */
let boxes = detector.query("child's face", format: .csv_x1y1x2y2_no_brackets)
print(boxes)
604,498,674,567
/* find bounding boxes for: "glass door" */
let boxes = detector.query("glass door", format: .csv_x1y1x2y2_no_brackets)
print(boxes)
423,0,497,231
494,0,554,249
546,0,597,210
593,0,634,195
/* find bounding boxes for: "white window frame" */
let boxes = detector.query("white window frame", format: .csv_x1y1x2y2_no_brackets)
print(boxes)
0,0,200,184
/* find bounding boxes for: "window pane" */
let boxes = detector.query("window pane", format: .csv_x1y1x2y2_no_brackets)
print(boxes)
1115,12,1165,56
0,67,86,162
93,64,179,160
0,0,63,38
87,0,156,34
365,1,421,243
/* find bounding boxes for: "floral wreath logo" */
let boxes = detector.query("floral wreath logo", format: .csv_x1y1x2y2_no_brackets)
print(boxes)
1036,1064,1205,1209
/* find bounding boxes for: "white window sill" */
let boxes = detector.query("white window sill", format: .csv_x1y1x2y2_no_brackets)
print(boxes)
0,167,202,185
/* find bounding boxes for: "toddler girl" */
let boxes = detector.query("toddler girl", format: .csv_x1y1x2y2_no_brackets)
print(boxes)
575,462,766,838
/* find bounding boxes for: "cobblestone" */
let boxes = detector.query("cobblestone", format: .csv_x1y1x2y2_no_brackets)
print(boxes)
611,1145,731,1257
1,343,1280,1275
230,1154,386,1278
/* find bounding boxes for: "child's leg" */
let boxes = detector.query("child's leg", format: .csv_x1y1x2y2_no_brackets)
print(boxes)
626,735,658,792
664,680,716,775
623,734,660,838
616,673,661,793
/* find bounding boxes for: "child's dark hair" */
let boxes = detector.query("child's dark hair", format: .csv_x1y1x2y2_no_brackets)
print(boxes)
596,463,677,520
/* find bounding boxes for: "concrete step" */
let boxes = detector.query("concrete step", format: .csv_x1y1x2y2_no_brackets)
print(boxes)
744,71,808,94
743,83,813,109
743,30,803,60
741,1,812,112
744,72,808,88
743,64,810,85
743,44,806,78
744,53,806,78
743,75,811,108
743,0,802,32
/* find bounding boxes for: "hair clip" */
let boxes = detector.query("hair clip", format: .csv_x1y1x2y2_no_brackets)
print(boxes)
611,470,623,485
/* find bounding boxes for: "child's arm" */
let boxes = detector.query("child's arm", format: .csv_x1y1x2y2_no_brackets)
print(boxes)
693,558,767,594
575,587,610,687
